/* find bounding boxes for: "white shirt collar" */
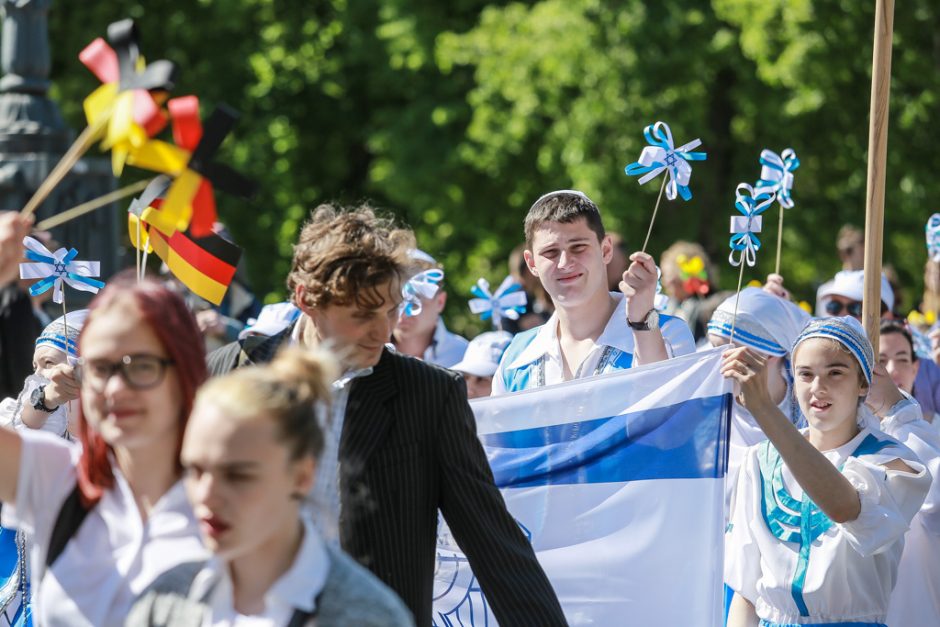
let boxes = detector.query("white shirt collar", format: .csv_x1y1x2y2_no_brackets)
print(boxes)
192,517,330,616
266,517,329,613
423,318,449,360
507,292,635,369
334,366,373,389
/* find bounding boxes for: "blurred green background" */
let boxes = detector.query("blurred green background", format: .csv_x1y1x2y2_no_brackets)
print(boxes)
47,0,939,336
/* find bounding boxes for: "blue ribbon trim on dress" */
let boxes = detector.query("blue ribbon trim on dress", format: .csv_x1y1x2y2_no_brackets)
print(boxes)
757,434,895,618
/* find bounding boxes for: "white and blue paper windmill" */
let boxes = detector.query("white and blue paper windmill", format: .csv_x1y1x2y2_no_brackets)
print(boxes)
468,276,527,330
754,148,800,209
19,236,104,303
400,268,444,317
624,121,707,201
927,213,940,263
729,184,776,267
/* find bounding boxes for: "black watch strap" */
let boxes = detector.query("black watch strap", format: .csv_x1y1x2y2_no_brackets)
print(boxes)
32,385,57,413
627,309,653,331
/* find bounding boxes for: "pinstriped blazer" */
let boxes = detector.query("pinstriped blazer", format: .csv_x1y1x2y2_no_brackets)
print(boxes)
207,327,567,627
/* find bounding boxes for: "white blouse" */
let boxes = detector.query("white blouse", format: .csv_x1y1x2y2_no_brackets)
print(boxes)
190,517,329,626
878,399,940,627
0,429,206,627
725,426,930,624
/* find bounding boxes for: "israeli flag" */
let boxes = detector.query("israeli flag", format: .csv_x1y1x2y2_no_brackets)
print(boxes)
434,347,732,626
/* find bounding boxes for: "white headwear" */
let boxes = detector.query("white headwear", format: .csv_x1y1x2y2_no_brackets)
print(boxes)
451,331,513,377
707,288,809,357
529,189,596,211
818,270,894,312
35,309,90,357
238,302,301,340
408,249,438,265
792,315,874,385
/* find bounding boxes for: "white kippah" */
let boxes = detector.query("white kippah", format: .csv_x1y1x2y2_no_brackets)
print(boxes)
408,249,438,265
529,189,597,211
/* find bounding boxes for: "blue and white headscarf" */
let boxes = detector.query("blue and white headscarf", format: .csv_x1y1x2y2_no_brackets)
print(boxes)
707,287,809,357
35,309,89,358
791,316,874,385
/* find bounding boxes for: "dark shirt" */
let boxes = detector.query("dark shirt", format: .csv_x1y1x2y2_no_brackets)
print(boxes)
0,285,41,399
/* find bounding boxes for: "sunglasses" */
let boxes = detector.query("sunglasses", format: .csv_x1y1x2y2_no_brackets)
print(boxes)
824,300,863,317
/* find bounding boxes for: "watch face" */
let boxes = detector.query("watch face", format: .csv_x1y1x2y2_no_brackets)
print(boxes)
648,309,660,328
29,385,43,407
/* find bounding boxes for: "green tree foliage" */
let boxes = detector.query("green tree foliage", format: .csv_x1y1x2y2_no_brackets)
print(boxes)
44,0,940,334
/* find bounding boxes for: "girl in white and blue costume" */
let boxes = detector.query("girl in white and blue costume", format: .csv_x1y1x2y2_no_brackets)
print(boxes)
0,311,87,627
724,316,931,626
706,287,810,508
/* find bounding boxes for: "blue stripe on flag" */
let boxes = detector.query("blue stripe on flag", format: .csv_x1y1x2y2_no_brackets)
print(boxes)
482,394,731,487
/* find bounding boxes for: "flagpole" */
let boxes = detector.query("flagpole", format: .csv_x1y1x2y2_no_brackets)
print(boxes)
34,180,151,231
862,0,894,347
19,116,108,219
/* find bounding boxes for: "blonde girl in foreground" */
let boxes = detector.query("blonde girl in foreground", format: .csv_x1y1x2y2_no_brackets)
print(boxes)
722,316,930,626
129,348,414,626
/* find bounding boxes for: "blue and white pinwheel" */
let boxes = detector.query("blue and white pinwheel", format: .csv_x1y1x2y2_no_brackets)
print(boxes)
754,148,800,209
469,276,527,330
400,268,444,317
19,237,104,304
624,121,707,201
729,184,776,267
927,214,940,263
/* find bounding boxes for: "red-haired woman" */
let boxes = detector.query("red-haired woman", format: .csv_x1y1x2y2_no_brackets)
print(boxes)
0,275,208,627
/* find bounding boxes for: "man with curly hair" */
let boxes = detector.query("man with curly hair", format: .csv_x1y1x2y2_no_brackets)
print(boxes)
207,204,566,627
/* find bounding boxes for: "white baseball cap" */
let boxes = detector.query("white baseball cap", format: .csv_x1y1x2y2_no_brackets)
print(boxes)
818,270,894,311
238,302,301,340
452,331,513,378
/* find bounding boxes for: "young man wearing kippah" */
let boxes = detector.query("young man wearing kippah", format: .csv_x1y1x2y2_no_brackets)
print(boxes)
493,190,695,394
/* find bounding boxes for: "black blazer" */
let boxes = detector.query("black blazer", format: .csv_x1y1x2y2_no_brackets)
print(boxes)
208,329,567,627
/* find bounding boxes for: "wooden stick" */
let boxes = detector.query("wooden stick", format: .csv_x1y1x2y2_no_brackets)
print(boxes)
141,248,149,280
136,218,141,281
641,177,668,253
728,256,747,345
774,206,784,275
20,115,109,219
35,180,150,231
862,0,895,347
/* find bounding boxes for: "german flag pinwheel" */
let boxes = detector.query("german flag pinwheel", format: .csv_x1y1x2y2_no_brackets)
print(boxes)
127,175,173,254
126,175,243,305
127,96,257,238
79,18,177,176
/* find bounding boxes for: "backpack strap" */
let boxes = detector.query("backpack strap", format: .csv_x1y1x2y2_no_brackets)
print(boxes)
45,484,91,569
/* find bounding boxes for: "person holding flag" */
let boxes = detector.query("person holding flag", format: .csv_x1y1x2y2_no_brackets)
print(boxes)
392,250,468,368
722,316,930,626
704,287,810,505
493,189,694,394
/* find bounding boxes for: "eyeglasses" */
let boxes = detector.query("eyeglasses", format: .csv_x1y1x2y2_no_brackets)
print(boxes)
76,354,175,391
824,300,863,317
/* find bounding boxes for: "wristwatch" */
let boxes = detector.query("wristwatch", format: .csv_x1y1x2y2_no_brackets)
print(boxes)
627,308,660,331
29,385,57,413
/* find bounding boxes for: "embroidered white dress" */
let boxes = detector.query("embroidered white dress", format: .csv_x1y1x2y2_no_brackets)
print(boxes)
725,426,930,625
